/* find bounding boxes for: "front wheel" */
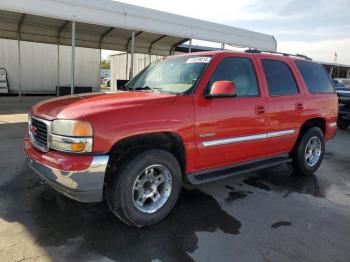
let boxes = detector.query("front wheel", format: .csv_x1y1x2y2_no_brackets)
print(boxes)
106,149,182,227
291,127,325,176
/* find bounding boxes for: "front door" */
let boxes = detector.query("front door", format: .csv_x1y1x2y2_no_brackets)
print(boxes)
194,55,269,171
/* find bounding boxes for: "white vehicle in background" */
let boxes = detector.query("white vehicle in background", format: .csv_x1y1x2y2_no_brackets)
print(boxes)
102,78,111,87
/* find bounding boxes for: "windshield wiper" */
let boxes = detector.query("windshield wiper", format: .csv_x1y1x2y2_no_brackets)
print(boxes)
130,86,178,95
130,86,154,91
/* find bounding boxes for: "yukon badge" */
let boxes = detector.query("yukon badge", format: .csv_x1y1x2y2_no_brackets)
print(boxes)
199,132,216,138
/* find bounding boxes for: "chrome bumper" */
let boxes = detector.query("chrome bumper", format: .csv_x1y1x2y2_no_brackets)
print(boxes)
28,155,109,203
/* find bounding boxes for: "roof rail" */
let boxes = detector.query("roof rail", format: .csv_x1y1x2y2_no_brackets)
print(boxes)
245,49,312,60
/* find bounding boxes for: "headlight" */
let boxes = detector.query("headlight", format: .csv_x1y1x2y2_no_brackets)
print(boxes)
50,119,93,153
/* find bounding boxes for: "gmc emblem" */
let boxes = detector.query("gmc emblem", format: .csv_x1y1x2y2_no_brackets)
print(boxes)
30,125,38,135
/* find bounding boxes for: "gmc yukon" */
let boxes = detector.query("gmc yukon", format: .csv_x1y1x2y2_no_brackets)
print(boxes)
24,51,338,227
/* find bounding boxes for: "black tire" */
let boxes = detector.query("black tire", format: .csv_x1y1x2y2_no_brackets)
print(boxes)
291,127,325,176
106,149,182,227
337,118,350,130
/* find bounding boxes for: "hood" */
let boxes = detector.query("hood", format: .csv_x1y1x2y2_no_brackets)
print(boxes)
31,91,177,120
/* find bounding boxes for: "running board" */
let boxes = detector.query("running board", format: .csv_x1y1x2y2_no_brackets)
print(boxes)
187,155,292,185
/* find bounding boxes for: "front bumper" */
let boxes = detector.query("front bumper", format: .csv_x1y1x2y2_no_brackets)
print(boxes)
24,136,108,203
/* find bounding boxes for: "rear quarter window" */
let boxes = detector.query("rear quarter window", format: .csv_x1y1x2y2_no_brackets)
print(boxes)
295,61,335,93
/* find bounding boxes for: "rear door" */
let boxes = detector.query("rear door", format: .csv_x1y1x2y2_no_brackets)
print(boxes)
194,54,269,170
257,56,305,155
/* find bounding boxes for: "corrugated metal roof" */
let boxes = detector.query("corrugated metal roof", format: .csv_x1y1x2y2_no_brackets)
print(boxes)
0,0,277,55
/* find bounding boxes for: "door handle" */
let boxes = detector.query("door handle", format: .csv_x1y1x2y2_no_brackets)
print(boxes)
255,105,266,115
295,103,304,110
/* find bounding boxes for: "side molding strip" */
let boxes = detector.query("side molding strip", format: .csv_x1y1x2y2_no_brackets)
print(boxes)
202,133,267,147
268,129,295,138
201,129,295,147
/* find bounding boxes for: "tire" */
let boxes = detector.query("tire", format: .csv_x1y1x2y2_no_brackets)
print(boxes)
106,149,182,227
337,118,350,130
291,127,325,176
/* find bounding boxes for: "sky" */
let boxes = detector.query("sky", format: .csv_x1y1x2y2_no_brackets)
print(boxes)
106,0,350,64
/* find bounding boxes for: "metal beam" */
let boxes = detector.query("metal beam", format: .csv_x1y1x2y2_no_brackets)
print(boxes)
148,35,167,54
170,38,190,54
70,21,76,95
57,20,70,45
188,39,192,53
99,27,114,88
17,14,25,99
99,27,114,49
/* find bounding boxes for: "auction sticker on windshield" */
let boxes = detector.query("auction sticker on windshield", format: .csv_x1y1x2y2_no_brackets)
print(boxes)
186,57,212,64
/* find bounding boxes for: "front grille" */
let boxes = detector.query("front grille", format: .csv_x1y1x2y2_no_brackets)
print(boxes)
31,117,48,149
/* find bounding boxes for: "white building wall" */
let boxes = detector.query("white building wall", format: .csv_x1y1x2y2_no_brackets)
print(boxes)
0,39,20,92
0,39,100,94
110,53,163,91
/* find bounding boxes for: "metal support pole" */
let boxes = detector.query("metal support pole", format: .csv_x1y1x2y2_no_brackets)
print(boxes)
70,21,76,95
17,38,22,100
337,67,340,78
221,43,225,50
125,52,129,80
188,39,192,53
329,66,333,78
57,44,60,96
347,68,350,79
99,49,102,91
17,14,25,100
129,31,135,79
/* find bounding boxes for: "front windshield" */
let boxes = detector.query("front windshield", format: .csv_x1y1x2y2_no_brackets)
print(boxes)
125,56,212,94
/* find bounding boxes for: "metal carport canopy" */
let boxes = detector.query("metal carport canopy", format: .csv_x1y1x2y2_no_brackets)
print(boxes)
0,0,277,55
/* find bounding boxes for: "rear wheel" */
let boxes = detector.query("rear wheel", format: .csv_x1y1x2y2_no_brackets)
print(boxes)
291,127,325,176
106,149,182,227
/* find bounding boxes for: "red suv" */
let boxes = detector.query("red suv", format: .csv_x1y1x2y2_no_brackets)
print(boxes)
24,51,338,227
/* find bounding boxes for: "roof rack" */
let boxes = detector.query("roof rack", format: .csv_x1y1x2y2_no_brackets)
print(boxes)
245,49,312,60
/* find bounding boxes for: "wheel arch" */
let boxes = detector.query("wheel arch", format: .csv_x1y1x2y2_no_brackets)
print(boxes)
104,131,187,190
294,117,326,151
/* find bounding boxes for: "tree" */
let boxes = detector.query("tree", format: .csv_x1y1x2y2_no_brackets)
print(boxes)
101,59,110,69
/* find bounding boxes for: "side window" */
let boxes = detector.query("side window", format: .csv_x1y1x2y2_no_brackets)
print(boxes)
295,61,335,93
207,57,259,97
262,59,299,96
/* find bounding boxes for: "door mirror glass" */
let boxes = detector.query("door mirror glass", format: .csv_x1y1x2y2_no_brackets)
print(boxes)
206,81,237,98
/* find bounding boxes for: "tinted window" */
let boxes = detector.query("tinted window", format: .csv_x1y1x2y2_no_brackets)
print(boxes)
262,59,298,96
296,61,335,93
207,57,259,97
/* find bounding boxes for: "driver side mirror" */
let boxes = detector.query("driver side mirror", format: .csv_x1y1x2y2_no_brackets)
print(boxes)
206,81,237,98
